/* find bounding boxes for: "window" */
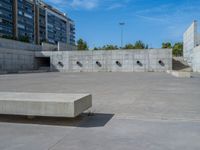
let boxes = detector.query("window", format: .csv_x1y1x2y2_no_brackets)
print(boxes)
18,11,23,15
24,13,32,19
18,23,25,29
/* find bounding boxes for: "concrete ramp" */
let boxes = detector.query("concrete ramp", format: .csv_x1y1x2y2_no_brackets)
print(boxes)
0,92,92,118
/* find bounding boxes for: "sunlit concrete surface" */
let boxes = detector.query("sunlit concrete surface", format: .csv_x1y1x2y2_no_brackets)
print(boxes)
0,72,200,150
0,92,92,118
170,71,191,78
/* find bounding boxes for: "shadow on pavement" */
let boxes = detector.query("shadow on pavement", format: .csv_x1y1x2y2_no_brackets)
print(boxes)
0,113,114,128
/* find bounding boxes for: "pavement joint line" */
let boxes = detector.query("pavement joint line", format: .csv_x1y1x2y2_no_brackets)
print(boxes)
114,115,200,123
48,115,91,150
48,132,70,150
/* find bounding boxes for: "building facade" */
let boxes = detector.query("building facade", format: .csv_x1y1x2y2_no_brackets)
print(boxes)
0,0,14,37
0,0,75,47
17,0,35,42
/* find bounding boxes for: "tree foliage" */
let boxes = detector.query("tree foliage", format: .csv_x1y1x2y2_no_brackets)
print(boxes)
93,45,119,50
102,45,119,50
161,42,183,56
2,35,14,40
93,47,99,50
19,36,30,43
2,35,30,43
124,44,135,49
134,40,146,49
77,39,88,50
162,42,172,49
173,42,183,56
124,41,148,49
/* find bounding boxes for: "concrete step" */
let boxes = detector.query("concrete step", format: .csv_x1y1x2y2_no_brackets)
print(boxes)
167,70,191,78
18,70,49,74
173,57,192,72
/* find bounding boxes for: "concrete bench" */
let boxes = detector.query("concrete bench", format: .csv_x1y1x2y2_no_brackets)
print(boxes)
0,92,92,118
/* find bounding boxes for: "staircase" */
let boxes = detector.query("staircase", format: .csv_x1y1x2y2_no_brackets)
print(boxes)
173,57,193,72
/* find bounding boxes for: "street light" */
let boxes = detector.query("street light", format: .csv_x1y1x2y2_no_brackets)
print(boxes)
119,22,125,49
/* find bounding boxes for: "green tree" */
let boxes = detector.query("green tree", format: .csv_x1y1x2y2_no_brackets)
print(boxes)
162,42,172,49
173,42,183,56
134,40,146,49
19,36,30,43
77,39,88,50
102,45,119,50
93,47,99,50
124,44,135,49
2,35,14,40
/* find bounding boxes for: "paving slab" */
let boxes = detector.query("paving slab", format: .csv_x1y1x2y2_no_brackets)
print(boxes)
0,72,200,150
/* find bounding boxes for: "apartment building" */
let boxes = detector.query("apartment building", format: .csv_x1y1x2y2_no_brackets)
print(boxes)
0,0,75,46
0,0,14,37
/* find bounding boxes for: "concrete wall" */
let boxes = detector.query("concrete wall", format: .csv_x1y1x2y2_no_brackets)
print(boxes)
0,38,77,53
58,42,77,51
0,48,35,73
0,38,42,51
42,42,57,51
0,37,172,74
183,21,200,64
42,42,76,51
192,46,200,72
36,49,172,72
183,21,200,72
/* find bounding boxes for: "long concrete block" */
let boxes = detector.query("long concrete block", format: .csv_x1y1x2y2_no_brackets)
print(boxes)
0,92,92,118
18,70,49,74
170,71,191,78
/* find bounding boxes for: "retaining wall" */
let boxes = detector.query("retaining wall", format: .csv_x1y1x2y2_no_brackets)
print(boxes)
36,49,172,72
0,38,42,51
0,48,35,73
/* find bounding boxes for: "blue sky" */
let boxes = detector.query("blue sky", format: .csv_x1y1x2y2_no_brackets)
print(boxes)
44,0,200,48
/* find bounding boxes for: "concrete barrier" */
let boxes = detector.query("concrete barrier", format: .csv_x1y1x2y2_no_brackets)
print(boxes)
0,92,92,118
170,71,191,78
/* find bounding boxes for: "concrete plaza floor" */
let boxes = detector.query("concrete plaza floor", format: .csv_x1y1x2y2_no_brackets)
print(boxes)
0,72,200,150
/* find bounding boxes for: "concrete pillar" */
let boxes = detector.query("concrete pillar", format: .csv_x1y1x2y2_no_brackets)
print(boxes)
34,1,40,45
13,0,18,39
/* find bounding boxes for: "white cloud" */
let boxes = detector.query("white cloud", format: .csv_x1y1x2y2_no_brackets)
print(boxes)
71,0,99,10
44,0,131,11
46,0,66,5
107,3,124,10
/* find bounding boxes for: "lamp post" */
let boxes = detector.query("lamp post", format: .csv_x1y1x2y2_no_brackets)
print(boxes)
119,22,125,49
